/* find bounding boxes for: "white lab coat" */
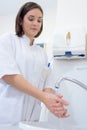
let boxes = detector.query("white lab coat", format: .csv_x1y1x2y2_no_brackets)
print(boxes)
0,33,54,124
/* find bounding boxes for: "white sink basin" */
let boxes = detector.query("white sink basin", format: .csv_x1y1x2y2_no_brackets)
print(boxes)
0,122,87,130
0,125,22,130
19,121,87,130
19,121,57,130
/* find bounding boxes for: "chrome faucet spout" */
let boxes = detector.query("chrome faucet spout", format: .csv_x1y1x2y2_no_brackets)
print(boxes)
55,77,87,91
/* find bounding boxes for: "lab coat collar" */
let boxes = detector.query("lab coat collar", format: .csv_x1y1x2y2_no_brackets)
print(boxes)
22,35,30,45
22,35,35,46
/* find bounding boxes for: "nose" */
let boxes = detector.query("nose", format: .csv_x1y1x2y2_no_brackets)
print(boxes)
33,19,39,25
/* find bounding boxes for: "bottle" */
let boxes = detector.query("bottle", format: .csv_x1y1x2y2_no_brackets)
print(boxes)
66,32,71,46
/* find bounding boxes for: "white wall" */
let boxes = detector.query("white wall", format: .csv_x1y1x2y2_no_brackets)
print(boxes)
46,0,87,55
40,0,87,126
55,0,87,30
0,15,15,34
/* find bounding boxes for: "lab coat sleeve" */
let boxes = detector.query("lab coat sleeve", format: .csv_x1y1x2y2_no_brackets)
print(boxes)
44,68,56,89
0,33,20,78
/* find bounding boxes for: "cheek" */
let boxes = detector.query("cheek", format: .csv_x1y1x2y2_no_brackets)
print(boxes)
22,19,30,27
22,22,30,32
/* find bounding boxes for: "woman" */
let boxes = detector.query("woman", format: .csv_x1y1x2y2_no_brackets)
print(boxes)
0,2,69,124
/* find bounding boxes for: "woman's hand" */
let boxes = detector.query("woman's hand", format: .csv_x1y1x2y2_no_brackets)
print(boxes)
42,92,69,118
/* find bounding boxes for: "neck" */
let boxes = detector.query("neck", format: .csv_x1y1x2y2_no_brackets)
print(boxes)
30,38,34,46
24,34,34,46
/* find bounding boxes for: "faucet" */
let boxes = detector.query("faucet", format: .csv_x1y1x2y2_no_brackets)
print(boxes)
55,77,87,91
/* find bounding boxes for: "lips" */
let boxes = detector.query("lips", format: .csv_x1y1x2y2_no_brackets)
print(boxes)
31,28,38,31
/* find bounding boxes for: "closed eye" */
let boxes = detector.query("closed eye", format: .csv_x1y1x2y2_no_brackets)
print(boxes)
28,15,43,23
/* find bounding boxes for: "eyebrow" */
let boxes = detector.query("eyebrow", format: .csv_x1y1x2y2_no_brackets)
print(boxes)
28,15,43,19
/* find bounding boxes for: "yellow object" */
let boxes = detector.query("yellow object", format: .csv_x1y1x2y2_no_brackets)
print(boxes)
66,32,71,40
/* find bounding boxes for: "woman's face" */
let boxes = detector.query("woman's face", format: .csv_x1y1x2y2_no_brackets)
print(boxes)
22,8,43,39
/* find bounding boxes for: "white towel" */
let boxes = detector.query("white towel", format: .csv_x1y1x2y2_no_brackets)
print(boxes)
52,27,86,59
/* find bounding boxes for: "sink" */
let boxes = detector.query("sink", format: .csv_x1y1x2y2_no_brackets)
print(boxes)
19,121,87,130
0,122,87,130
0,125,22,130
19,121,58,130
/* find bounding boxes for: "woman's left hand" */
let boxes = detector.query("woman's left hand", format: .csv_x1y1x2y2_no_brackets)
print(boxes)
42,91,69,118
49,94,69,118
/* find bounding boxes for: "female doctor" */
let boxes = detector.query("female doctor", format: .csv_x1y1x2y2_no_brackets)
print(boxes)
0,2,69,125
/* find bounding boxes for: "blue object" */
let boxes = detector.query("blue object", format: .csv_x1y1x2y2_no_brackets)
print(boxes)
48,63,50,68
54,51,85,58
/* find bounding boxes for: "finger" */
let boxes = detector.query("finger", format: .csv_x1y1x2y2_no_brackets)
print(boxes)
54,109,69,118
54,110,65,117
56,97,69,105
49,104,64,113
56,93,63,98
55,94,69,105
62,110,70,117
50,107,69,118
50,102,63,107
61,99,69,105
60,109,70,118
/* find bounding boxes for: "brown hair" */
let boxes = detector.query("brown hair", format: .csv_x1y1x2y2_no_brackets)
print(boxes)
15,2,43,37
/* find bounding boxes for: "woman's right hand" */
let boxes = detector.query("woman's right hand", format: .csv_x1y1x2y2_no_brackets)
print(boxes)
42,92,69,118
